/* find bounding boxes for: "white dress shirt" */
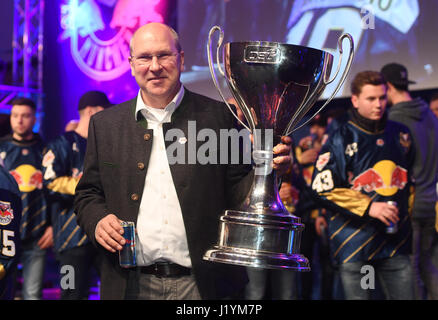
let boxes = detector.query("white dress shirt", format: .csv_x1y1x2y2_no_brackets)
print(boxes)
134,86,191,267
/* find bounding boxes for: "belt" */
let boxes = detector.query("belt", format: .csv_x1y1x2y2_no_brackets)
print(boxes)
140,262,191,278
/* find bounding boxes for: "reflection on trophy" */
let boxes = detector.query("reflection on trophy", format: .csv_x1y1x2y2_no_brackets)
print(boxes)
203,26,354,270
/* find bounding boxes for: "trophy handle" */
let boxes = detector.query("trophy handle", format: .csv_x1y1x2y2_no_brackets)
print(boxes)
207,26,252,132
285,33,355,135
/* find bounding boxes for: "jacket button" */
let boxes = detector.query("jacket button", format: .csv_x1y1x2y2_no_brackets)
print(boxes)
137,162,145,170
144,133,151,141
131,193,139,201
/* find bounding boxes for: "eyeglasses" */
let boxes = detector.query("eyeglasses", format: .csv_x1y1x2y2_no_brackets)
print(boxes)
130,52,179,66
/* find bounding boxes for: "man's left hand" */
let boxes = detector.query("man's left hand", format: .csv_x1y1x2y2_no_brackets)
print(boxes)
273,136,293,176
37,226,53,249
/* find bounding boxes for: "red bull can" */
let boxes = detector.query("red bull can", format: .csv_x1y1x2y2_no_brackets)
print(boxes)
119,221,136,268
386,201,398,234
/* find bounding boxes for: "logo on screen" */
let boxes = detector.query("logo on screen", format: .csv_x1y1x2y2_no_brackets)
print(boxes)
244,45,281,64
59,0,164,81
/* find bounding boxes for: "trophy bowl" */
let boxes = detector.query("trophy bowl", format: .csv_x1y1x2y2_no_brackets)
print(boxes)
203,26,354,270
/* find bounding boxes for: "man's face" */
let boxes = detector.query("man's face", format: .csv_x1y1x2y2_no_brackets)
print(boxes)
351,84,387,121
10,104,36,138
129,24,184,107
430,99,438,118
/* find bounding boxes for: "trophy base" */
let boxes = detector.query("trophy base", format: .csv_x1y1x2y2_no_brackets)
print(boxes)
204,247,310,271
203,210,311,271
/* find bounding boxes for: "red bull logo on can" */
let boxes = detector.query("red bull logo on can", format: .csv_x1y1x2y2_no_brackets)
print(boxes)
0,201,14,226
351,160,407,196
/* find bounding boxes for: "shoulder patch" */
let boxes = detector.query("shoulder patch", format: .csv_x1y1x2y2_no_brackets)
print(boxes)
399,132,411,152
316,152,331,171
42,150,55,167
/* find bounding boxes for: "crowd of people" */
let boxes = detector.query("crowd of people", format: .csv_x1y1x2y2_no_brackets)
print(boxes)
0,22,438,301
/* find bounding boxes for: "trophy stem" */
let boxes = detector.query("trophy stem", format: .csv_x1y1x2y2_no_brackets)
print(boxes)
203,132,310,270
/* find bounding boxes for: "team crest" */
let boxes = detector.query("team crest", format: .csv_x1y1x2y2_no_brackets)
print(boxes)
316,152,330,171
0,201,14,226
376,139,384,147
59,0,165,81
22,148,29,156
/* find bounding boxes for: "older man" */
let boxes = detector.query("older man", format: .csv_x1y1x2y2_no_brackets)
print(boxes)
74,22,292,300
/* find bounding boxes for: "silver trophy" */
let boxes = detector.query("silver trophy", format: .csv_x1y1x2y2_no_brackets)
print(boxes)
203,26,354,270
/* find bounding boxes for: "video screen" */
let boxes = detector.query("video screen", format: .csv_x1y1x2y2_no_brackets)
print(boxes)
178,0,438,101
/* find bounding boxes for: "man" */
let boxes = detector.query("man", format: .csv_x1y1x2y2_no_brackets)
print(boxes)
42,91,111,299
311,71,414,300
0,97,52,300
0,164,22,300
291,114,335,300
381,63,438,300
74,22,292,300
429,92,438,119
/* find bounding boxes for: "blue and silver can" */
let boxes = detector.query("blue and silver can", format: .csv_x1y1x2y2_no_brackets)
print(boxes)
119,221,136,268
386,201,398,234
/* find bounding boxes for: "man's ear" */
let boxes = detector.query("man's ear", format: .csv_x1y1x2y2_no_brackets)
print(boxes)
179,50,185,72
386,82,395,94
351,94,359,109
129,57,135,76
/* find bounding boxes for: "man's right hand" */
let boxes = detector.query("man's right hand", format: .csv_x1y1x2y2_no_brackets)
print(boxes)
95,214,126,252
368,202,399,226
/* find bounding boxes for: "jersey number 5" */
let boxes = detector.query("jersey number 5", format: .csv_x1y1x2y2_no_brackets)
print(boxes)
1,230,16,257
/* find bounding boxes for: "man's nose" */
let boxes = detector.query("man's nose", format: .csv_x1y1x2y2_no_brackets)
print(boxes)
149,56,162,71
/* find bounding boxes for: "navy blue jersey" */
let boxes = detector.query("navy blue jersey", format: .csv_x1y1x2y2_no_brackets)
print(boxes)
0,135,48,242
0,166,21,299
311,120,414,264
42,131,89,253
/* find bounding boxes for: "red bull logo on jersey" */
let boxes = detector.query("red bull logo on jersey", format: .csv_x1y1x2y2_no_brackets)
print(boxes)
9,164,43,193
0,201,14,226
351,160,407,196
59,0,165,81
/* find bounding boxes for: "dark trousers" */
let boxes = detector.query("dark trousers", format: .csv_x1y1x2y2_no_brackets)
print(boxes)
300,220,335,300
57,243,99,300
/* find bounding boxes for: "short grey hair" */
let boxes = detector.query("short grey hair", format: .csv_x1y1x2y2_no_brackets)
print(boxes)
129,23,182,56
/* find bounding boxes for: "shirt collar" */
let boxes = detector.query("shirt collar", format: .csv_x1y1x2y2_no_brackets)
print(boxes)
135,85,185,122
